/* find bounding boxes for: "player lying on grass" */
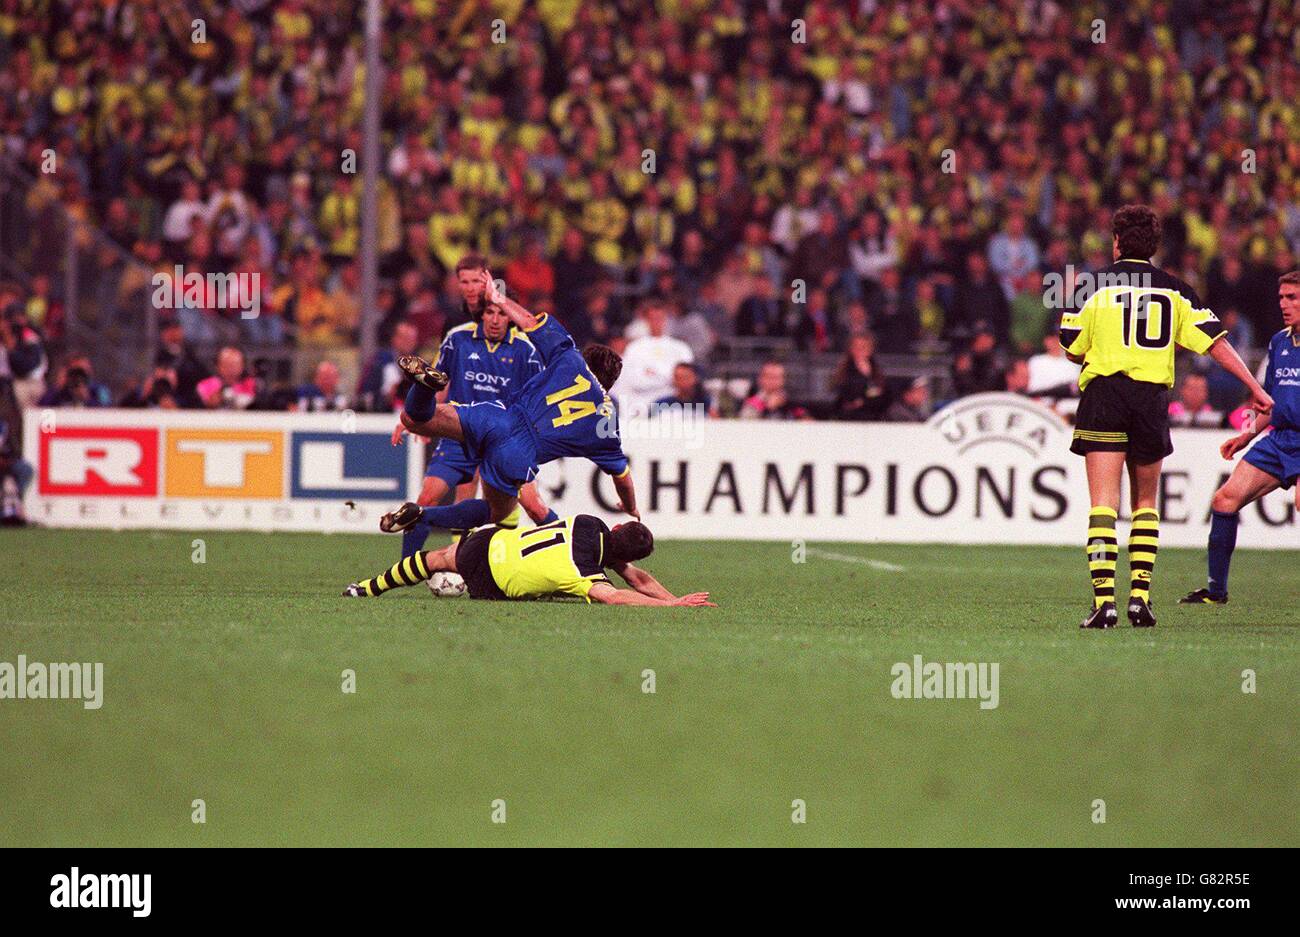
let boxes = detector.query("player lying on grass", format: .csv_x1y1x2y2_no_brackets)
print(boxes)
1060,205,1272,629
1181,269,1300,606
343,513,715,606
393,253,557,560
391,271,638,534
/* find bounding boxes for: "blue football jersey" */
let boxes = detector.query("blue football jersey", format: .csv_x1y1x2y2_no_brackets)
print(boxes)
435,322,541,406
1264,328,1300,432
513,314,629,474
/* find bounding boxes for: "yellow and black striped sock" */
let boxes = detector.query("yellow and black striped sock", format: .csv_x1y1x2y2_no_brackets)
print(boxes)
1128,508,1160,603
359,551,431,596
1086,506,1118,609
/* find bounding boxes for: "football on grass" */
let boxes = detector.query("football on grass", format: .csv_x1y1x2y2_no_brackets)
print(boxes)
427,571,467,597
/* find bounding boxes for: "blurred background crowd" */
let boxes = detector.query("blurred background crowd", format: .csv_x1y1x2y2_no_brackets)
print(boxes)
1,0,1298,455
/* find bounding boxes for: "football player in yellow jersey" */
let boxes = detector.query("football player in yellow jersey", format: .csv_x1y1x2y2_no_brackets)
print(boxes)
1060,205,1271,629
343,513,716,608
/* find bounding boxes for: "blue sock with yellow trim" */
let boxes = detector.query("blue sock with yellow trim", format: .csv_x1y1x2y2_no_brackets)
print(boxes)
401,516,434,558
420,499,491,532
404,381,437,423
1207,510,1238,598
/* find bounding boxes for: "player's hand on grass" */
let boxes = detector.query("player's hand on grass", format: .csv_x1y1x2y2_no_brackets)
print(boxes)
391,422,406,446
673,592,716,607
1220,433,1250,460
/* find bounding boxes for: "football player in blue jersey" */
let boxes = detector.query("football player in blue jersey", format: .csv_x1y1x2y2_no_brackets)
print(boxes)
393,255,558,558
1181,270,1300,605
383,270,638,535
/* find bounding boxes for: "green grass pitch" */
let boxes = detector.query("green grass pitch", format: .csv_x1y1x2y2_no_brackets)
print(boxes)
1,528,1296,847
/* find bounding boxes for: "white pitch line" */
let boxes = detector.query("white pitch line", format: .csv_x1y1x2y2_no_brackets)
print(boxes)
805,548,906,572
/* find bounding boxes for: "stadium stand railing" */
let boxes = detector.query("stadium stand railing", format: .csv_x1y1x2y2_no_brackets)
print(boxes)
0,154,156,393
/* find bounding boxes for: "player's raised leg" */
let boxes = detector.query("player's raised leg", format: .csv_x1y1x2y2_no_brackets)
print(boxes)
481,480,520,525
518,481,559,525
382,497,494,535
1181,460,1281,604
486,480,528,529
400,469,455,558
395,355,461,441
399,400,465,442
1124,457,1163,627
343,543,458,597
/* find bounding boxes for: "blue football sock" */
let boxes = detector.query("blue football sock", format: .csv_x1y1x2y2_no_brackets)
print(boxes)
403,381,437,423
540,509,559,524
401,516,434,558
420,499,491,532
1207,510,1239,597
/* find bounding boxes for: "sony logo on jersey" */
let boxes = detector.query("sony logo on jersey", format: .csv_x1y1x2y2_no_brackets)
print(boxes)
465,371,510,386
1275,367,1300,377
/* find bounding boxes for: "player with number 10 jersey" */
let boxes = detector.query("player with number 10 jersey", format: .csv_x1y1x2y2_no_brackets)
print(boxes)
1057,205,1269,630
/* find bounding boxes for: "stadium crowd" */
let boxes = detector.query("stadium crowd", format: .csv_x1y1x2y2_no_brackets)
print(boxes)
1,0,1298,440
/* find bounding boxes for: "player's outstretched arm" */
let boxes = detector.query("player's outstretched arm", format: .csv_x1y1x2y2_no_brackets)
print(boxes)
482,268,576,367
610,470,640,519
481,270,540,331
611,562,675,601
1221,410,1272,459
587,582,716,607
1209,339,1273,414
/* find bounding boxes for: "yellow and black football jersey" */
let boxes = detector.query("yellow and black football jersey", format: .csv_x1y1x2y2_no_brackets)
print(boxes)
1060,259,1226,391
484,515,613,601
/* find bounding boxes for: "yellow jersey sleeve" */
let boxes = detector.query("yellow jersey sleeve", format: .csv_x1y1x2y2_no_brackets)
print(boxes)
1059,302,1091,357
1173,293,1226,355
555,570,612,601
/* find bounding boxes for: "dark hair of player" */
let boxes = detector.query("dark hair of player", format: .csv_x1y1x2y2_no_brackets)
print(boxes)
583,343,623,390
1112,204,1162,260
455,253,488,273
606,521,654,564
1279,270,1300,287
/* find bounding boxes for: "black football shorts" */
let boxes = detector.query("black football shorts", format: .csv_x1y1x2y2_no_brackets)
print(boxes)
1070,373,1173,465
454,526,507,600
